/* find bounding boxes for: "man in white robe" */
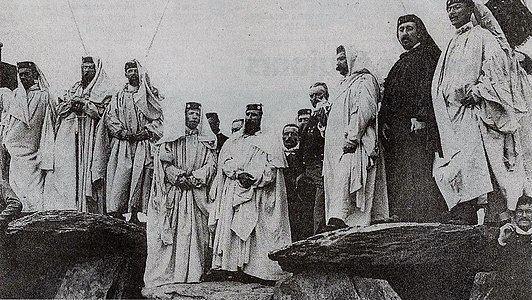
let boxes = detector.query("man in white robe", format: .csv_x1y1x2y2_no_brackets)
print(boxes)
209,104,291,284
432,0,531,224
2,61,55,212
323,46,388,229
144,102,217,286
98,59,163,221
44,56,113,212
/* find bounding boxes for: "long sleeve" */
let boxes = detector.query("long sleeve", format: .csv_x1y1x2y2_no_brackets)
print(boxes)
105,94,128,139
191,146,217,186
346,74,378,143
83,96,111,120
159,142,185,186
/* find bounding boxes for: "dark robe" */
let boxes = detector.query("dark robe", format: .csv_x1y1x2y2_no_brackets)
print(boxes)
299,115,326,233
284,148,314,241
379,43,446,222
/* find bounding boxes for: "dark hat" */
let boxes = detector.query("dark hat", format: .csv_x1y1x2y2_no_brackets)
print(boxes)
398,14,420,26
446,0,473,8
206,112,219,120
185,102,201,110
298,108,312,116
82,56,95,64
124,60,137,71
17,61,37,72
246,103,263,112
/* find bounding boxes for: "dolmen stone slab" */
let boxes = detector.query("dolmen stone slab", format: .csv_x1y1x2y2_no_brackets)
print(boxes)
142,282,275,300
270,223,491,300
0,210,146,299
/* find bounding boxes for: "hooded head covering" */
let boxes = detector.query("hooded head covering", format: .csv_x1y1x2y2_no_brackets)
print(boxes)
336,45,377,79
127,59,163,121
10,61,50,126
80,56,112,104
397,14,441,54
157,101,216,147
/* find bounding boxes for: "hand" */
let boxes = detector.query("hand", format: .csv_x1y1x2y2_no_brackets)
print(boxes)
498,223,515,246
410,118,426,133
315,107,328,126
343,140,358,154
177,176,194,190
461,94,481,108
237,172,255,189
132,130,151,142
71,100,85,114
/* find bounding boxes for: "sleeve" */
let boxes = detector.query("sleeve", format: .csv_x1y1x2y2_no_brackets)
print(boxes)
56,98,72,119
83,96,111,120
191,146,217,186
105,94,128,139
242,150,276,188
145,117,163,141
415,54,440,122
0,180,22,223
345,75,378,144
159,142,185,186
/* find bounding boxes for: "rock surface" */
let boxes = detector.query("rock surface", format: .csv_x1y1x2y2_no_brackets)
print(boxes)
142,282,275,300
273,270,401,300
0,210,146,299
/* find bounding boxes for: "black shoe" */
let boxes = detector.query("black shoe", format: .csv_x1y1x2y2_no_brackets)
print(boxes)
323,218,348,232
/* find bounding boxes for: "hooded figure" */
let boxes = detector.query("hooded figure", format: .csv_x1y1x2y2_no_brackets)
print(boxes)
378,15,446,222
95,59,163,220
432,0,532,224
43,56,113,212
208,103,291,282
2,61,56,212
323,45,388,229
144,101,217,286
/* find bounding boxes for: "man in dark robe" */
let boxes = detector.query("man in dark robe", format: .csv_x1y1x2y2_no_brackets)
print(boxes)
379,15,446,222
301,82,329,233
282,123,313,241
206,112,228,151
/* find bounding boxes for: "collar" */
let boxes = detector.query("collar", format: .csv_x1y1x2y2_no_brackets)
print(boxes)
408,42,421,52
515,225,532,235
126,84,139,93
455,22,473,35
185,128,199,136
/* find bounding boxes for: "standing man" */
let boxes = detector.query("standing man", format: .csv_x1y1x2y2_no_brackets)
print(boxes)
296,109,311,129
44,56,113,212
209,104,291,284
282,123,313,241
104,60,163,222
2,61,55,212
302,82,329,233
206,112,227,151
323,46,388,229
144,102,217,286
379,15,446,222
432,0,530,225
231,118,244,133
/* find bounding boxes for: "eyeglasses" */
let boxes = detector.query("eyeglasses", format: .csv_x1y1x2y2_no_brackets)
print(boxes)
515,209,532,216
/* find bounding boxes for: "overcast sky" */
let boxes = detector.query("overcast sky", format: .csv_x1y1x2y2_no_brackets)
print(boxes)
1,0,529,134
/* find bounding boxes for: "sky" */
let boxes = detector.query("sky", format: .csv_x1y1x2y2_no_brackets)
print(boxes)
0,0,529,134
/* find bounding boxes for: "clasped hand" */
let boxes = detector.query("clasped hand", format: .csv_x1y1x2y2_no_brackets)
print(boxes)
237,172,256,189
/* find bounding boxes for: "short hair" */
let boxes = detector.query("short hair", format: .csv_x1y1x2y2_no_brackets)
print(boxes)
309,82,329,100
516,195,532,207
283,123,299,132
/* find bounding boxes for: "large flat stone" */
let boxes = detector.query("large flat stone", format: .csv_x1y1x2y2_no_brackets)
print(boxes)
142,282,274,300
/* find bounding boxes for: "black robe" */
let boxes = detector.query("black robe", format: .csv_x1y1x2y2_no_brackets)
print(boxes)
379,44,446,222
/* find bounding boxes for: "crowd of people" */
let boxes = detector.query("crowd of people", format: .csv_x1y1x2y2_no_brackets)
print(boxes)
0,0,530,291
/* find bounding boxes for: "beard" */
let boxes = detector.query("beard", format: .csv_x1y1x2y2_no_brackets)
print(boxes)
21,78,34,90
81,73,95,88
128,75,140,87
244,120,261,135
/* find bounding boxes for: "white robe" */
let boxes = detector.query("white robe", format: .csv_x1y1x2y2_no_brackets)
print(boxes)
209,132,291,281
144,134,216,286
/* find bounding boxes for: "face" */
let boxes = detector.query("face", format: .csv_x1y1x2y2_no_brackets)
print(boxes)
282,126,299,149
514,204,532,231
297,114,310,128
398,21,420,51
244,109,262,134
309,86,327,108
231,120,243,133
185,109,201,130
81,62,96,85
447,3,472,29
125,67,140,87
18,68,36,90
207,117,220,133
336,51,348,76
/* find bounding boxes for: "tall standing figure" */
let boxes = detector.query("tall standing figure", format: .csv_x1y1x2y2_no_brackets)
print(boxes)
379,15,446,222
144,102,217,286
323,45,388,229
209,104,291,283
2,61,55,212
104,60,163,221
44,56,113,212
